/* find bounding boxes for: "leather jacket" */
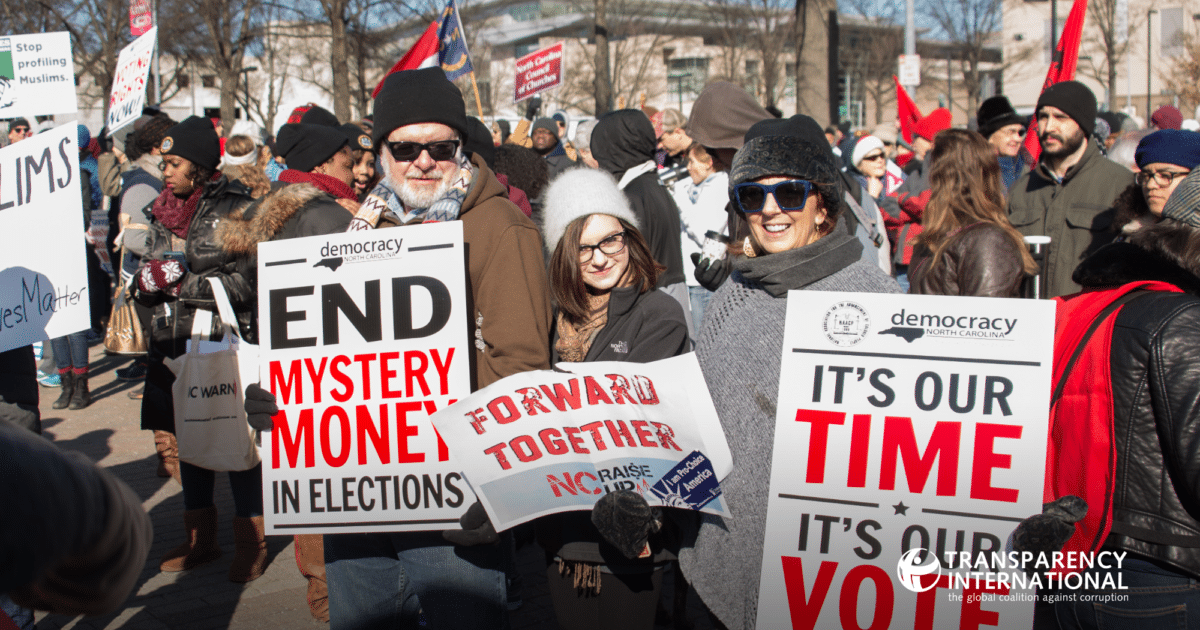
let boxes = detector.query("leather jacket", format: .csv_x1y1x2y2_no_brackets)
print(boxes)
1074,242,1200,578
907,222,1026,297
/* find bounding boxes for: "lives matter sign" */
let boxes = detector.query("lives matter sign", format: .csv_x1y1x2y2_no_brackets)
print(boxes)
0,124,88,353
756,292,1055,629
514,41,563,102
429,354,733,531
107,27,156,132
256,223,473,535
0,32,76,120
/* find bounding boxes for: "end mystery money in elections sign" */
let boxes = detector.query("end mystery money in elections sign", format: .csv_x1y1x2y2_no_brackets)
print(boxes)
0,32,76,119
756,292,1054,630
0,123,88,353
430,354,733,531
256,223,472,535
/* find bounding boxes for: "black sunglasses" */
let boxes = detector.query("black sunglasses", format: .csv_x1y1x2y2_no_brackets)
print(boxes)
385,139,460,162
734,180,815,213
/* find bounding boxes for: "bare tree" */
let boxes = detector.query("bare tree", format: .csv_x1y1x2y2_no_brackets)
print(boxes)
1078,0,1143,111
922,0,999,116
179,0,262,129
1163,34,1200,117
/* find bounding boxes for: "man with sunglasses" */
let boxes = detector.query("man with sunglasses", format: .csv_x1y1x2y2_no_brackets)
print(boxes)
977,95,1030,190
1007,81,1134,299
7,118,29,146
324,67,552,630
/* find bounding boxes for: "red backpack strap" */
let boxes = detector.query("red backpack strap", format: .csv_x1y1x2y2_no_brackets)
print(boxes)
0,609,19,630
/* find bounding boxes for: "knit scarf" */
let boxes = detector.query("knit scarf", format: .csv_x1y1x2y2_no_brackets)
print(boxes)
279,169,358,201
554,293,611,362
348,154,474,230
151,185,205,239
733,217,864,297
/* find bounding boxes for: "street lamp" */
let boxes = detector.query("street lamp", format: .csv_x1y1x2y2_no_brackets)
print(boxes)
1147,10,1156,119
240,66,258,121
667,72,687,112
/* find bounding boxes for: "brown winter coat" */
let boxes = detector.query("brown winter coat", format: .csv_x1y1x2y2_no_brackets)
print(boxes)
378,155,552,389
907,222,1028,298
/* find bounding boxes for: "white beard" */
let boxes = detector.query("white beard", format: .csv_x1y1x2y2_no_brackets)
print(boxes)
381,152,456,209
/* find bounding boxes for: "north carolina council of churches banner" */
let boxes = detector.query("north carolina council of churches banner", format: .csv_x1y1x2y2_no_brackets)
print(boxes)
0,124,88,353
429,354,733,532
0,32,76,120
756,291,1055,629
256,222,473,536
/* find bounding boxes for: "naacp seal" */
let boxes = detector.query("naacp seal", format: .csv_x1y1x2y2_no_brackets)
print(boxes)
823,301,869,347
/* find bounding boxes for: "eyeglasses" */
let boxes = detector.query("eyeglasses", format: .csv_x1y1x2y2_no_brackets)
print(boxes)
1136,169,1190,187
733,180,815,213
861,152,886,162
578,231,627,263
385,139,460,162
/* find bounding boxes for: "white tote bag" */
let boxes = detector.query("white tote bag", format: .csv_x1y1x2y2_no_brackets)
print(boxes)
166,277,261,472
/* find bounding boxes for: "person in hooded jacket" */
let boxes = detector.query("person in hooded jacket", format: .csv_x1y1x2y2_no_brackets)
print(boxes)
589,110,692,338
132,116,267,584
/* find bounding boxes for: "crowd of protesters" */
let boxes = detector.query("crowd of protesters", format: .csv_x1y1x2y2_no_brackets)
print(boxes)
6,68,1200,630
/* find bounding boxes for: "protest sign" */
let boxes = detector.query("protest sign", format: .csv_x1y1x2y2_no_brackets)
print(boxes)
129,0,154,37
514,41,563,102
0,124,88,353
256,222,473,535
0,32,76,120
107,28,156,132
429,354,733,531
755,292,1055,630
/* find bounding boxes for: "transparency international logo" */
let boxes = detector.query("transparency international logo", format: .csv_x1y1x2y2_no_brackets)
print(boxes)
896,548,1130,594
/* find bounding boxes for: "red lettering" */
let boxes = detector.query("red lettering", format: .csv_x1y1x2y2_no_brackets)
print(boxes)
913,575,953,630
466,408,489,434
970,423,1022,503
574,471,602,494
847,414,871,487
606,374,636,404
487,395,521,424
511,435,542,462
579,421,608,450
304,357,327,403
272,408,314,469
780,557,837,630
485,443,512,470
320,406,351,467
651,421,682,451
838,564,893,630
404,350,430,396
425,400,451,461
430,348,454,395
796,409,847,483
633,375,659,404
962,580,1007,630
540,380,582,411
547,472,577,496
269,359,303,404
354,353,376,399
380,352,402,398
584,376,612,405
880,416,961,495
605,420,634,447
564,426,590,453
631,420,658,447
330,355,353,402
539,428,568,455
355,403,390,465
394,401,425,463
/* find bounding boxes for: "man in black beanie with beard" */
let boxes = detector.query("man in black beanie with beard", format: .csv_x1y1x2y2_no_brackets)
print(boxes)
1007,80,1134,298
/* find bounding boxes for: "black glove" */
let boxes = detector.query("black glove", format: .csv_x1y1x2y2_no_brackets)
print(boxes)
524,96,542,121
442,501,499,546
591,490,662,560
691,252,732,292
244,383,278,431
1012,495,1087,563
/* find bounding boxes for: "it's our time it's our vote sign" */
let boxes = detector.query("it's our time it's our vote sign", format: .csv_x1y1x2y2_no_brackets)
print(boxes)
756,292,1055,630
256,223,473,535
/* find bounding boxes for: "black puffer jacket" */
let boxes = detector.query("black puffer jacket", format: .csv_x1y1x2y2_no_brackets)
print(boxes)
592,110,685,287
1072,241,1200,578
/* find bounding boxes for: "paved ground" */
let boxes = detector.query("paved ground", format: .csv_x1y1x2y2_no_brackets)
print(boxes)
29,344,717,630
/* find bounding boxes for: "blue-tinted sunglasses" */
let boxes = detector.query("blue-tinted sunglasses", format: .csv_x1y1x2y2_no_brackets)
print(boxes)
733,179,815,213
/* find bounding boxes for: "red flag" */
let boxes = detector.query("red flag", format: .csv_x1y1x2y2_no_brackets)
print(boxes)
1023,0,1088,162
372,22,439,98
894,76,921,145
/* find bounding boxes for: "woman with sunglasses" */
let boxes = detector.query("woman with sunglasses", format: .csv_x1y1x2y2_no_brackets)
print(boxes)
849,134,897,202
1110,129,1200,236
907,129,1037,297
677,134,899,630
537,168,689,630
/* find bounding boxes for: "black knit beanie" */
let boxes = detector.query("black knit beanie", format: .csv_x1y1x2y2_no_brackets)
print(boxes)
160,115,220,171
977,96,1026,140
339,123,373,153
1036,81,1096,138
301,105,340,128
371,68,469,148
275,123,349,173
729,135,842,214
464,117,495,167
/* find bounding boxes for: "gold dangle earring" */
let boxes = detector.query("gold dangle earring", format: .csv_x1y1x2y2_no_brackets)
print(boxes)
743,236,756,258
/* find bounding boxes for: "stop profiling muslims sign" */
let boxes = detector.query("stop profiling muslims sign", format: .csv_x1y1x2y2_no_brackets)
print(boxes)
514,41,563,102
756,292,1055,629
256,222,472,535
429,354,733,531
0,124,89,353
107,27,156,132
0,32,76,120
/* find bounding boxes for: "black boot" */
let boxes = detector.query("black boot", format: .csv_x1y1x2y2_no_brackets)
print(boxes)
52,371,75,409
69,372,91,410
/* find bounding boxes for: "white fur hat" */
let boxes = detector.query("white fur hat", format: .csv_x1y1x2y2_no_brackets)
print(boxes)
540,168,640,253
851,135,886,167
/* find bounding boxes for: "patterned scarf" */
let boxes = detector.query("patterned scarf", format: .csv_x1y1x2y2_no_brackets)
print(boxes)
151,185,205,239
279,169,358,201
554,294,611,362
348,153,473,231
